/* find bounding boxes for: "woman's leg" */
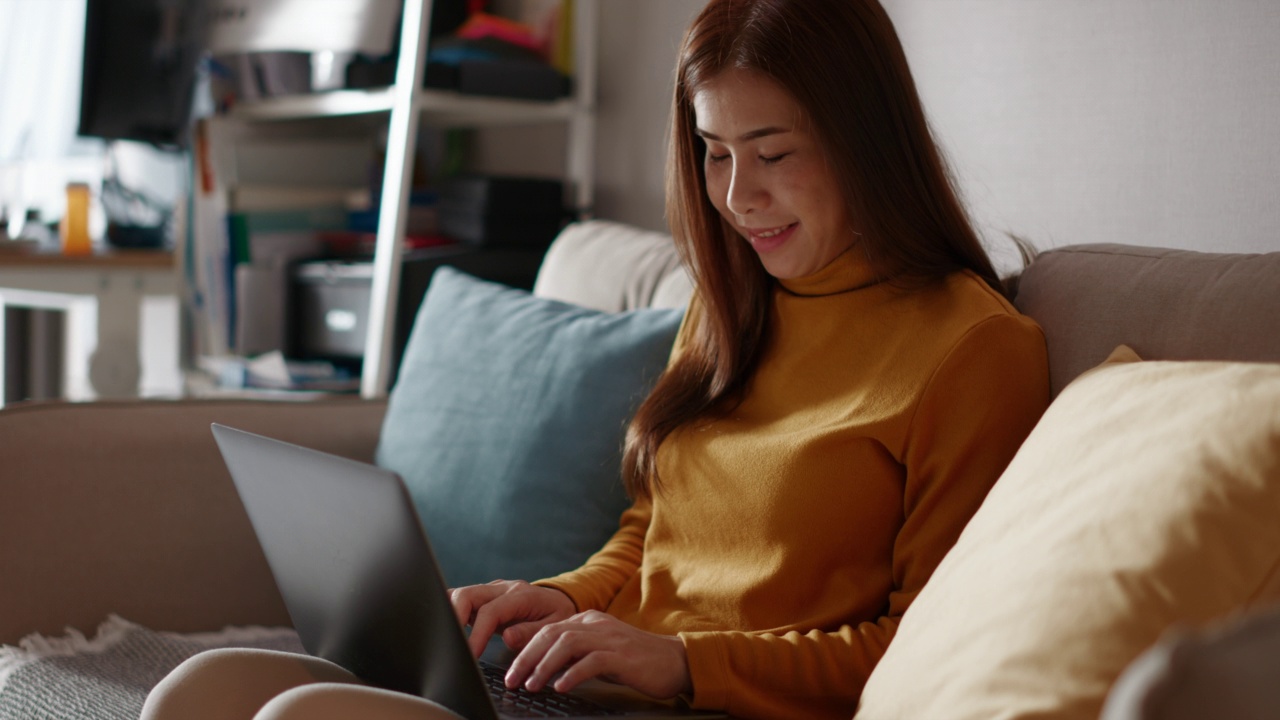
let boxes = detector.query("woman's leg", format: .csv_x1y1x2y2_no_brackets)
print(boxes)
256,683,467,720
140,648,363,720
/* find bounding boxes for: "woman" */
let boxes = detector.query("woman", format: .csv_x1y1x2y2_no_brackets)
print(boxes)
143,0,1049,718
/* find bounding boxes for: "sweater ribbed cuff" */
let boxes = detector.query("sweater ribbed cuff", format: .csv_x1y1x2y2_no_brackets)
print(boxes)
530,578,589,613
678,631,731,712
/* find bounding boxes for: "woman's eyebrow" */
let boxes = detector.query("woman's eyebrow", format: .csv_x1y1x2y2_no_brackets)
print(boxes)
695,126,790,142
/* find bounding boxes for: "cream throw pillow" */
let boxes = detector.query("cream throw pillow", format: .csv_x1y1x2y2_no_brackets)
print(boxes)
855,348,1280,720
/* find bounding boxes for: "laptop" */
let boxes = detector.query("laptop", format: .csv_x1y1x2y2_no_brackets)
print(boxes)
211,423,725,720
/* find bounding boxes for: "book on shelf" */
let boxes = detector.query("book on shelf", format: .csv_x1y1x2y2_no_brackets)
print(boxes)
188,119,234,359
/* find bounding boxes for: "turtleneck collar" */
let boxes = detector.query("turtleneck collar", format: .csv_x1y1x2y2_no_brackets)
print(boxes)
776,246,883,297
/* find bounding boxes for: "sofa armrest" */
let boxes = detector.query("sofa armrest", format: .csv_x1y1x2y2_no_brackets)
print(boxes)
0,397,386,645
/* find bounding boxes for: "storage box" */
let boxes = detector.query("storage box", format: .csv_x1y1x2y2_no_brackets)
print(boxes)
438,176,566,248
290,245,545,383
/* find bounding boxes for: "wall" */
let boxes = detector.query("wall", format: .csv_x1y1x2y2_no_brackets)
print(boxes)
590,0,707,229
881,0,1280,260
577,1,1280,259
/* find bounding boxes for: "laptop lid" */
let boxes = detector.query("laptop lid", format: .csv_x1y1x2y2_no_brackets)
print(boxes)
211,423,499,720
212,423,723,720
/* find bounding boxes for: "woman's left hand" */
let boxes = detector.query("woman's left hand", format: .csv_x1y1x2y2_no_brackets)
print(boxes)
502,610,692,700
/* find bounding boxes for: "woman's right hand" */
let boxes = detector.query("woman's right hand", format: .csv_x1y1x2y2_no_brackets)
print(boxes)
450,580,578,658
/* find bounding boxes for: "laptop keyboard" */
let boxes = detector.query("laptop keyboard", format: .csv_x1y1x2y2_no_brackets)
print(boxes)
480,661,622,717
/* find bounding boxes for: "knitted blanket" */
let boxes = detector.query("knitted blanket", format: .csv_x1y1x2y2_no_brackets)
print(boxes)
0,616,304,720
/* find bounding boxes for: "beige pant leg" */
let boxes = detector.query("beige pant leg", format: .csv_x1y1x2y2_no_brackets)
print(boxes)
140,648,363,720
256,683,467,720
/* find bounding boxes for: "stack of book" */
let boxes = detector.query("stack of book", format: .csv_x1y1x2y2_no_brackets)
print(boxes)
186,118,447,368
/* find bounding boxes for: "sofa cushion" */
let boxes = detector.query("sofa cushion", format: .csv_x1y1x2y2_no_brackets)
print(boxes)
532,220,689,312
0,397,386,646
854,349,1280,720
376,267,684,589
1014,244,1280,396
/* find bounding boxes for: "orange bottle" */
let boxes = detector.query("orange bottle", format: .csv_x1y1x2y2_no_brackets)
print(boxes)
61,182,92,255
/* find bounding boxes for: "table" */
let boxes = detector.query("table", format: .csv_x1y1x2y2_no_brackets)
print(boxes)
0,248,176,402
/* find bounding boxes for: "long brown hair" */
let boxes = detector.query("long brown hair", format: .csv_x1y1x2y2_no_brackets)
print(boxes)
623,0,1003,498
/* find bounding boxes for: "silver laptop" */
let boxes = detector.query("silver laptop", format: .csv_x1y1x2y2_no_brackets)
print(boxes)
211,423,724,720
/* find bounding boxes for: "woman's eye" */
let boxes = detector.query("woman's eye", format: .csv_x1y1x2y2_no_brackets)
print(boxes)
760,153,790,165
707,152,730,164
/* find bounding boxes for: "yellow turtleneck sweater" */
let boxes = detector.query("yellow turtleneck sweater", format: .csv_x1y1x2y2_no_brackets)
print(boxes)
538,249,1050,719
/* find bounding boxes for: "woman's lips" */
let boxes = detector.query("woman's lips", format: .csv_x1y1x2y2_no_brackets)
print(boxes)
745,222,799,253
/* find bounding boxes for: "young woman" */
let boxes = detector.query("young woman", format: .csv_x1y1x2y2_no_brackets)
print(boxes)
143,1,1049,718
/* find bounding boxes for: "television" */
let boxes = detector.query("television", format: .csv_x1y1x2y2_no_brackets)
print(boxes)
77,0,208,148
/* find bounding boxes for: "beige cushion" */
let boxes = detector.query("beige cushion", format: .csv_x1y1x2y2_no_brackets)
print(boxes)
854,351,1280,720
1014,244,1280,396
532,220,688,312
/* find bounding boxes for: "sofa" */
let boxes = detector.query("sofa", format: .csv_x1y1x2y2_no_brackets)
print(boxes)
1,220,1277,719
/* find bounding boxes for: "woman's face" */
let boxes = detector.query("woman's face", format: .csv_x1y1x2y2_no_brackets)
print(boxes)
693,67,858,280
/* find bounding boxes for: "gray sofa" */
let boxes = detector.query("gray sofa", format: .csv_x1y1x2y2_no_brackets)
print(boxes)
1,220,1277,715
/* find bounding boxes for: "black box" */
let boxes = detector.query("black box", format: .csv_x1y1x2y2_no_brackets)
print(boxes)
441,175,563,212
437,205,565,248
438,176,566,248
290,245,545,384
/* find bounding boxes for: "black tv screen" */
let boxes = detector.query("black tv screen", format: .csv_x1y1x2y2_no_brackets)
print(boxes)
78,0,206,148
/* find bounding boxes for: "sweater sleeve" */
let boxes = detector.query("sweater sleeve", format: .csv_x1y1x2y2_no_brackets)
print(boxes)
679,314,1050,720
533,296,700,611
533,496,652,612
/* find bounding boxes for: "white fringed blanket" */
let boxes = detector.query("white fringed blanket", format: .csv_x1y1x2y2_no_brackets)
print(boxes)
0,616,304,720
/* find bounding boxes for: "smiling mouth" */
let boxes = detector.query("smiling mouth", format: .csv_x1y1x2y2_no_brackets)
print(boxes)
745,222,798,244
753,224,795,238
747,220,793,237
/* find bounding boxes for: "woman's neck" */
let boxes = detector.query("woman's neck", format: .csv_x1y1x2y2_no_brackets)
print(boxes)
776,246,881,297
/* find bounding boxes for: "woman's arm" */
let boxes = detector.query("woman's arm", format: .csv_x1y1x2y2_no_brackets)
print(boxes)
529,296,698,611
451,498,653,657
491,499,669,695
532,495,653,613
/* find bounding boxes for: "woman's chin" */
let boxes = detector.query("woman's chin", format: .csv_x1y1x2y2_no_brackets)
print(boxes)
756,256,806,280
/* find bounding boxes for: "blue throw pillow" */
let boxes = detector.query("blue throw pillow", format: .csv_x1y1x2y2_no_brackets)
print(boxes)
376,267,684,589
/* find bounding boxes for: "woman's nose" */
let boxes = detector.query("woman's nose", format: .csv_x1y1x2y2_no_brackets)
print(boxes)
725,163,767,216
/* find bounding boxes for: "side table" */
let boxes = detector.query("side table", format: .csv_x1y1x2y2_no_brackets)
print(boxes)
0,248,176,403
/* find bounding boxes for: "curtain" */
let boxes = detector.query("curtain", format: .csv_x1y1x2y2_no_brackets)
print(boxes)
0,0,104,227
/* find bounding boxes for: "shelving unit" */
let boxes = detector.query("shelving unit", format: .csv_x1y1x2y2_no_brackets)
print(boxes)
193,0,598,399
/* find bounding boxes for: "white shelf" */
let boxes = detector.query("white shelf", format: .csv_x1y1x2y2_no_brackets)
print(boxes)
191,0,598,401
230,87,579,127
417,89,578,127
